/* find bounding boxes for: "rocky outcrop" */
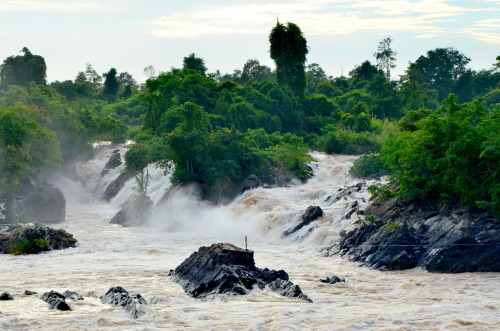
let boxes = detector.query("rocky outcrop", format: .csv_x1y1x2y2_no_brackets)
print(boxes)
41,291,71,311
326,197,500,273
12,181,66,224
24,290,37,296
172,243,312,302
110,195,153,227
230,175,261,200
101,172,133,202
0,293,13,300
0,223,77,255
100,149,122,177
283,206,323,237
100,286,148,319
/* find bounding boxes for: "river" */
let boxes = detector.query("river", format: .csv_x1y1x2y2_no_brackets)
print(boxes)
0,144,498,330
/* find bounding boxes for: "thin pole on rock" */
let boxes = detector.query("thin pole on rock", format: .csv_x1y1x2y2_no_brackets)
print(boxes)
245,236,248,251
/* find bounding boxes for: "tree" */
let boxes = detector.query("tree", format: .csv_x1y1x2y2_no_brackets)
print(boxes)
240,59,274,84
349,61,381,81
0,104,60,222
410,47,471,101
0,47,47,86
143,65,157,80
374,37,397,80
84,63,102,88
269,21,308,98
183,53,207,76
117,72,138,88
102,68,119,98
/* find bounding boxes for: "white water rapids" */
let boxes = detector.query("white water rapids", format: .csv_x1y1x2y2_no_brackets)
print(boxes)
0,144,498,330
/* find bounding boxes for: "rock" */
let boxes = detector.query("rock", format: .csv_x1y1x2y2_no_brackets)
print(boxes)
101,172,133,202
319,276,345,284
283,206,323,237
149,297,164,304
84,291,98,298
41,291,71,311
100,150,122,177
268,279,312,302
0,292,13,300
109,195,153,227
328,198,500,273
14,182,66,224
172,243,312,302
100,286,147,319
24,290,37,296
62,290,83,301
231,175,261,199
0,223,77,255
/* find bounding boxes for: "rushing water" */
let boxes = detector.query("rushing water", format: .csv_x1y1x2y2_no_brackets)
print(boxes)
0,145,498,330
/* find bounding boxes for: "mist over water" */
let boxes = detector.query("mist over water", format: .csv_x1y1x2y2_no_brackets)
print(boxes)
1,144,498,330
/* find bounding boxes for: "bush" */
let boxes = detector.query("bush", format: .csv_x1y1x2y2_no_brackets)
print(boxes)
349,153,388,178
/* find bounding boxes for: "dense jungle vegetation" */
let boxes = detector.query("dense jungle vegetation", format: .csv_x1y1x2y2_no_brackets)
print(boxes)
0,23,499,218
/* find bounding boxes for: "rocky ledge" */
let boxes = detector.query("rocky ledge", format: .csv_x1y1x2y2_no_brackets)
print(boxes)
0,223,77,255
172,243,312,302
325,196,499,273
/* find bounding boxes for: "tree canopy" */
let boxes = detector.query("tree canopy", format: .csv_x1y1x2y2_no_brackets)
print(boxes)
0,48,47,86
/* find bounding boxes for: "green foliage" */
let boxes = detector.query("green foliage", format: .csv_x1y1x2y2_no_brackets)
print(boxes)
319,128,381,155
381,95,499,212
103,68,119,98
349,154,387,178
269,21,308,98
183,53,207,76
386,222,401,232
0,48,47,86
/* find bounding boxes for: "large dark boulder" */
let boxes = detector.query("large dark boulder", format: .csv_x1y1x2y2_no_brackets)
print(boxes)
101,172,133,202
100,149,122,177
0,223,77,255
0,292,13,300
283,206,323,237
172,243,312,302
41,291,71,311
327,197,500,273
110,195,153,227
14,181,66,224
100,286,148,319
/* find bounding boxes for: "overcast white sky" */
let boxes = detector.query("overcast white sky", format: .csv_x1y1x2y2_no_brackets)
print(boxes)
1,0,499,83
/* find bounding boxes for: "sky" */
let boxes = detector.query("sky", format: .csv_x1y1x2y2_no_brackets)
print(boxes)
0,0,499,84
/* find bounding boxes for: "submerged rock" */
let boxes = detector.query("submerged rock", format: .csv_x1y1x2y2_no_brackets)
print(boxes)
0,292,13,300
41,291,71,311
327,197,500,273
0,223,77,255
100,286,148,319
172,243,312,302
24,290,38,296
109,195,153,227
62,290,83,301
319,276,345,284
283,206,323,237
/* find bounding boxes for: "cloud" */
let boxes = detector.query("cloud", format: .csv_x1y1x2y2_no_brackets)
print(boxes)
416,33,440,39
148,0,499,40
461,30,500,45
0,0,119,12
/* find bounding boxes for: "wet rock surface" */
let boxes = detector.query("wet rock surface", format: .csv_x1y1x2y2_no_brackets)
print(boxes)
24,290,37,296
101,172,133,202
172,243,312,302
283,205,323,237
326,197,500,273
100,286,148,319
109,195,153,227
0,223,77,254
41,291,71,311
0,293,13,300
100,149,122,177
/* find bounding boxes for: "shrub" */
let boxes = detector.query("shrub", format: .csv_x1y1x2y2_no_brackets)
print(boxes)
349,153,388,178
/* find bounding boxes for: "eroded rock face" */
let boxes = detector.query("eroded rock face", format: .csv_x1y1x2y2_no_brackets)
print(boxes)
172,243,312,302
327,197,500,273
101,172,133,202
100,286,148,319
0,223,77,255
109,195,153,227
100,149,122,177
